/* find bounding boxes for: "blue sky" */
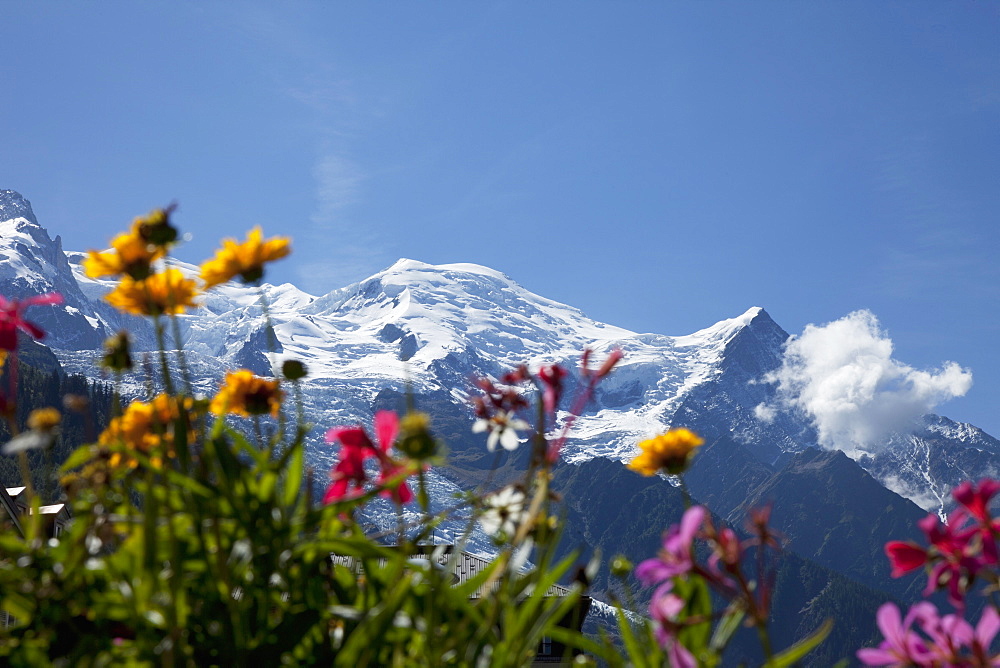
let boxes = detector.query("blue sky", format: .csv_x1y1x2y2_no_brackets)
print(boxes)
2,2,999,436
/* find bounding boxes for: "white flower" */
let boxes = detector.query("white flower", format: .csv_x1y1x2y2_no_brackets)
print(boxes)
479,486,527,538
472,411,530,452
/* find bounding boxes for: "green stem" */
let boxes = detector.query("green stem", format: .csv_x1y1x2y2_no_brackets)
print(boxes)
112,370,123,418
16,451,35,502
168,313,193,396
292,379,305,434
255,285,286,449
757,620,775,665
418,467,430,517
679,474,692,510
253,415,265,450
256,284,280,354
152,316,176,396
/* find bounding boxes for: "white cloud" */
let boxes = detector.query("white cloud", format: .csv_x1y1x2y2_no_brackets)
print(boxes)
295,153,392,294
763,310,972,455
754,403,777,423
311,155,363,226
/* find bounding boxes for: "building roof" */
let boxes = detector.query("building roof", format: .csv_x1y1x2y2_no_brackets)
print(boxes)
0,486,23,535
331,546,577,599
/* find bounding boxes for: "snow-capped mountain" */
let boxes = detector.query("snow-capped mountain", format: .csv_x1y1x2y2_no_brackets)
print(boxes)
1,189,997,519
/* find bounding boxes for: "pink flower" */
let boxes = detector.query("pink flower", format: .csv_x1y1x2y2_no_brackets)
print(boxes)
323,427,374,503
856,602,934,666
953,479,1000,567
0,293,63,350
705,526,742,595
544,349,624,463
377,461,414,504
537,364,567,416
649,592,697,668
636,505,706,585
969,607,1000,665
953,479,1000,525
885,540,928,578
917,510,980,609
924,606,1000,666
860,602,1000,667
581,347,624,379
324,411,413,505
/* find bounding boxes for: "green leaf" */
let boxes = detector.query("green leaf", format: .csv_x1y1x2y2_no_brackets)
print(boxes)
766,618,833,668
282,440,305,507
676,575,713,655
548,623,623,666
59,444,98,473
710,604,746,654
615,605,649,668
257,471,277,502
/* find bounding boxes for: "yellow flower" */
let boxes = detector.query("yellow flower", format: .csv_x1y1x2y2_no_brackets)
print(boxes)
83,225,164,280
27,407,61,432
210,369,284,417
104,268,200,316
627,428,704,476
0,350,6,370
99,394,191,469
201,226,291,289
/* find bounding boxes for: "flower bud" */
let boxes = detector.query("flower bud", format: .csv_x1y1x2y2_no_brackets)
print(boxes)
27,407,61,432
610,555,634,579
101,331,133,372
136,206,179,247
396,411,438,460
282,359,308,381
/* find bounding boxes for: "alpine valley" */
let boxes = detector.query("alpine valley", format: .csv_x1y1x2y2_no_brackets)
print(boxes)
3,189,997,664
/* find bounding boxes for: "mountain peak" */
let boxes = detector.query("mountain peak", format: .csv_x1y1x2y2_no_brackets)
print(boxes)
0,190,39,226
379,258,515,285
673,306,772,348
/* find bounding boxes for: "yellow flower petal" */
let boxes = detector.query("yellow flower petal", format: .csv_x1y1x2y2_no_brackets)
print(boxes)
104,268,200,316
210,369,284,417
200,226,291,289
627,428,703,476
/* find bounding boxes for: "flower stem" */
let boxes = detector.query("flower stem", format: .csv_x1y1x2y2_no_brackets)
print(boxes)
168,313,193,395
152,316,176,396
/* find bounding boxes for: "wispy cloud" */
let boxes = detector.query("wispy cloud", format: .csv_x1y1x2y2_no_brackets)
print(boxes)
311,154,363,226
294,153,390,294
229,13,392,293
757,310,972,455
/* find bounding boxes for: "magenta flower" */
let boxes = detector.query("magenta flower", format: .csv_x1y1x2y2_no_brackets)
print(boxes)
705,526,742,595
860,602,1000,667
954,479,1000,567
856,602,935,666
324,411,413,505
636,505,706,586
649,592,697,668
0,293,63,350
324,424,374,503
921,606,1000,666
969,607,1000,665
581,347,624,380
537,364,567,415
917,510,981,609
323,442,368,503
885,540,929,578
953,479,1000,525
